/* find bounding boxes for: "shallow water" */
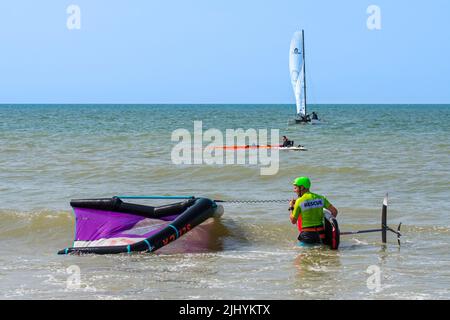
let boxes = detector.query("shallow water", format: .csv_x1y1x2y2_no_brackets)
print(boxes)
0,104,449,299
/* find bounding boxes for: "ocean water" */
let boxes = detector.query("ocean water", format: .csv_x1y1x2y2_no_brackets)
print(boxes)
0,104,449,299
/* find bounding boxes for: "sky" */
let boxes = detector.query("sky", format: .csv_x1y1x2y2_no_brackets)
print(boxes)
0,0,449,104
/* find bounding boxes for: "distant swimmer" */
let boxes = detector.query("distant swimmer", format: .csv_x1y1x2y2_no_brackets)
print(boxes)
311,112,319,120
288,177,338,245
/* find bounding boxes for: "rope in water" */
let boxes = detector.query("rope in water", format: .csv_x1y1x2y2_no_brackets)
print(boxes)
114,195,289,204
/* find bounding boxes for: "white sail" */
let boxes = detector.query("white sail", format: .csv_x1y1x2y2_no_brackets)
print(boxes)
289,31,306,116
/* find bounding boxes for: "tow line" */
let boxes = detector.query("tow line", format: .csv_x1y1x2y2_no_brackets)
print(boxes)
217,193,402,246
117,194,402,246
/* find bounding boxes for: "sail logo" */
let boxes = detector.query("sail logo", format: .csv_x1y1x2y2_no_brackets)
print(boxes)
162,224,192,246
293,48,301,55
171,121,280,175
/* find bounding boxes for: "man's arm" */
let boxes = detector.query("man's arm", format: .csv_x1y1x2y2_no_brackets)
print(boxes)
327,204,338,217
323,197,338,217
289,199,300,224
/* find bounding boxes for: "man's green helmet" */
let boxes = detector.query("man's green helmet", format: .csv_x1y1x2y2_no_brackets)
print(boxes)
293,176,311,189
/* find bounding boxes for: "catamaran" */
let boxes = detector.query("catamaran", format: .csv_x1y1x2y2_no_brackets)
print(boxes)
288,30,320,125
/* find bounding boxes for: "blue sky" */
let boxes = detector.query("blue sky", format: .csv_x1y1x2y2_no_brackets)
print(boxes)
0,0,449,104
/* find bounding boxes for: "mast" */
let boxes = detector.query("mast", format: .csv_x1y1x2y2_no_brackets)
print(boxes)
302,29,307,116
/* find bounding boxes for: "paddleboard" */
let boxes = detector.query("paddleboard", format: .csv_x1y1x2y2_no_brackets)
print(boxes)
211,145,307,151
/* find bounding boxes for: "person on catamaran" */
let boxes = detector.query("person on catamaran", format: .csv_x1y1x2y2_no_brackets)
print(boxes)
311,112,318,120
289,177,338,245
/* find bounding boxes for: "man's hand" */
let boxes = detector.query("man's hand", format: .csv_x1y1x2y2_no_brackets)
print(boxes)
289,199,297,224
290,215,297,224
289,199,296,208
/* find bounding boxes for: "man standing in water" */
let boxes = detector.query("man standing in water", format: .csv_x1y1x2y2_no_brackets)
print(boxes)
289,177,338,245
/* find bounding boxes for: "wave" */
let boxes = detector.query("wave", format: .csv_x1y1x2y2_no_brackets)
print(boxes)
1,207,447,255
0,210,73,238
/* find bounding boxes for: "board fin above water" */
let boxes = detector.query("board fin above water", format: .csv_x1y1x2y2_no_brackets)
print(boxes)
340,193,402,245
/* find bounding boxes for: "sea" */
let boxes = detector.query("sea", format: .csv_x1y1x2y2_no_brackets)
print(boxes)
0,104,449,299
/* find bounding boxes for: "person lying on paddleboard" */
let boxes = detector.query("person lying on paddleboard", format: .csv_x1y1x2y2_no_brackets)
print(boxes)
281,136,293,147
289,177,338,245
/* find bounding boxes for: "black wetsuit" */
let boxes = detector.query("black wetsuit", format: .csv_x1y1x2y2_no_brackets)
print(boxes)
297,227,324,244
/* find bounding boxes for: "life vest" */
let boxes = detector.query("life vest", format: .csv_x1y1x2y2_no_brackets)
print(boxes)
293,192,331,230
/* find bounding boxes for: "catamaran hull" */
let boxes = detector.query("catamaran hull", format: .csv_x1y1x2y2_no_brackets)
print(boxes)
288,119,322,125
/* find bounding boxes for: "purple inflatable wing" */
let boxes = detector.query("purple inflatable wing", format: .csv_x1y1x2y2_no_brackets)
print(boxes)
73,207,176,248
58,197,220,255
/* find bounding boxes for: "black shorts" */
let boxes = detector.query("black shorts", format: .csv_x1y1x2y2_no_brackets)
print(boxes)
297,231,323,244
